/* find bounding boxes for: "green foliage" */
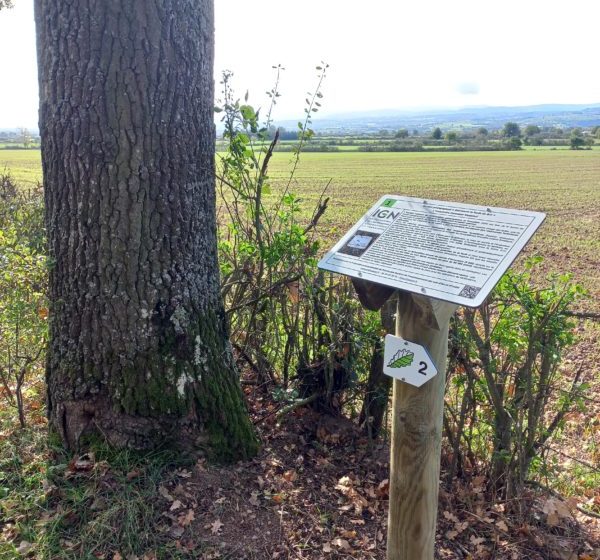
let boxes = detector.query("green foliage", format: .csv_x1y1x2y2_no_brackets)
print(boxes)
0,173,47,427
446,258,587,497
216,67,378,412
570,131,585,150
503,121,521,138
503,136,522,150
432,127,442,140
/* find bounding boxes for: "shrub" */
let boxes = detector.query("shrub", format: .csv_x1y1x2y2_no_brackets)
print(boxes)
216,67,378,413
445,259,587,498
0,173,47,427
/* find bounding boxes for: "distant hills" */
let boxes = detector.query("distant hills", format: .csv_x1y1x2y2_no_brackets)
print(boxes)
3,103,600,138
277,103,600,135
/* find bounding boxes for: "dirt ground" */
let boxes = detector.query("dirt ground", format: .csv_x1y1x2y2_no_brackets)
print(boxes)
154,391,600,560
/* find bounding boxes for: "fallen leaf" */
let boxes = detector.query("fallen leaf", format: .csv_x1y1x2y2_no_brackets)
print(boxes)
341,529,356,538
249,492,260,506
496,520,509,532
169,500,183,511
442,510,459,523
210,519,223,535
272,493,284,504
376,479,389,498
126,469,141,481
178,509,195,527
159,486,174,502
322,542,332,553
283,470,297,483
547,512,560,527
332,537,351,550
16,541,33,555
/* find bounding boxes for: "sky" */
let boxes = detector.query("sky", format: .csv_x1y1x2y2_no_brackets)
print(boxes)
1,0,600,129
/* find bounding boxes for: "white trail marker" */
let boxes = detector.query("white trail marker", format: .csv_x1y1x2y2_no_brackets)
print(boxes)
383,335,437,387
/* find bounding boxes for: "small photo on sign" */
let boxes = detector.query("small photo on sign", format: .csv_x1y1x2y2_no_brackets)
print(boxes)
338,230,380,257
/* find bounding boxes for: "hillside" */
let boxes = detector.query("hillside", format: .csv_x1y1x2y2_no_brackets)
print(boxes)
277,103,600,134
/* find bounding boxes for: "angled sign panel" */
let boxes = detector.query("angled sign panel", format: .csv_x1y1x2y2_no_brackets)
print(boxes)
318,195,545,308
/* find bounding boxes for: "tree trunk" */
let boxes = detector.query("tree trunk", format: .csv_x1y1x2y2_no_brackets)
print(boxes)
34,0,258,460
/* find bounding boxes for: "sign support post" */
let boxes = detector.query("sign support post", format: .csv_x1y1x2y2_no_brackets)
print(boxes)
318,194,545,559
387,292,457,560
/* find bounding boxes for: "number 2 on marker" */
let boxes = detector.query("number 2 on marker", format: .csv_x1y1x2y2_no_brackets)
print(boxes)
418,361,428,375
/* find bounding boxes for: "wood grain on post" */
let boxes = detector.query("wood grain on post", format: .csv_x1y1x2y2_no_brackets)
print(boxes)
387,291,457,560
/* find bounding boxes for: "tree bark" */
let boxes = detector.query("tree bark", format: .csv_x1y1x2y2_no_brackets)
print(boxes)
34,0,258,460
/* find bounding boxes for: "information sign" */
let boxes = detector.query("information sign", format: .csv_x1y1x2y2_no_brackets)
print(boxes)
318,195,545,307
383,335,437,387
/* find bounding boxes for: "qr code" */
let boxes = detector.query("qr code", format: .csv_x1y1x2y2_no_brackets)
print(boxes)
459,285,481,299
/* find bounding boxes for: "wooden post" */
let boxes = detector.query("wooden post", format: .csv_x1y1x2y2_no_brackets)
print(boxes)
387,291,457,560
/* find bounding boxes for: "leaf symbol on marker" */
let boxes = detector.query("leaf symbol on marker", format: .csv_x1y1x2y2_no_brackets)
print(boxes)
387,349,414,368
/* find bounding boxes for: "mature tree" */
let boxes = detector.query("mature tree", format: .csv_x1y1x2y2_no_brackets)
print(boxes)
432,127,442,140
445,131,458,142
570,131,585,150
505,136,522,150
503,122,521,138
18,127,31,149
395,128,409,139
524,124,540,136
476,127,488,136
34,0,257,459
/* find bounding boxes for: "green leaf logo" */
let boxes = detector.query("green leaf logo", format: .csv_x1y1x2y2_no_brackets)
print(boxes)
387,348,414,368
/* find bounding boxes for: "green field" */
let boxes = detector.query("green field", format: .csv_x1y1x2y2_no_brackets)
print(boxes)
0,148,42,186
2,148,598,307
263,150,600,307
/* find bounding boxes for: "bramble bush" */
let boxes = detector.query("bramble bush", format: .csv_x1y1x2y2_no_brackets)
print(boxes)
445,259,587,498
215,65,380,413
0,172,47,428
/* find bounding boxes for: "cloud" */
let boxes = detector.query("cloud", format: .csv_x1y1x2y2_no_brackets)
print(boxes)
456,82,480,95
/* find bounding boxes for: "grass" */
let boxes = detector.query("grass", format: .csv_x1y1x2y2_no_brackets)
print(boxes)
0,416,196,559
262,149,600,309
2,147,598,306
0,149,42,187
